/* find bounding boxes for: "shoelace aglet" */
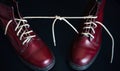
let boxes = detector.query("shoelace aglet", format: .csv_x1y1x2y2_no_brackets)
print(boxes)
4,20,12,35
110,36,114,63
53,41,56,46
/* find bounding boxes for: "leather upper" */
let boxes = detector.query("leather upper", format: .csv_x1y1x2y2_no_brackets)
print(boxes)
71,0,106,66
0,2,54,68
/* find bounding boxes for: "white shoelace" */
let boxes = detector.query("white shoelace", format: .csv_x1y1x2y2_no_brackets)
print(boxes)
24,15,97,46
81,20,97,39
23,15,114,63
5,18,36,45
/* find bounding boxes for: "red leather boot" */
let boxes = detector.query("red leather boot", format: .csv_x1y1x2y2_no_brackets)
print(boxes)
0,0,55,71
70,0,107,70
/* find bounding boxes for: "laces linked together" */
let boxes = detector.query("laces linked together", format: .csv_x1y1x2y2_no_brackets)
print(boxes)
4,15,114,63
23,15,97,46
23,15,114,63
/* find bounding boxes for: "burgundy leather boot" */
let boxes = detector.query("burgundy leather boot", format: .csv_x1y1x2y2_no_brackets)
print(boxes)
70,0,106,70
0,0,55,71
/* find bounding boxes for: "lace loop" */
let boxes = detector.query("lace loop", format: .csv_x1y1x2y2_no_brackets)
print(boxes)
5,18,36,45
51,16,79,46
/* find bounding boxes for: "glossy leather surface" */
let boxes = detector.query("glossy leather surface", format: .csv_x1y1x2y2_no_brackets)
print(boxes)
0,1,54,70
71,0,106,69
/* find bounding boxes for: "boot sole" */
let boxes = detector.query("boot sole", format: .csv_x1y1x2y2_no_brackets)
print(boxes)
19,57,55,71
69,46,101,70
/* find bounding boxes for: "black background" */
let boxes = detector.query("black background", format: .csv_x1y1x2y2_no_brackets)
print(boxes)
0,0,120,71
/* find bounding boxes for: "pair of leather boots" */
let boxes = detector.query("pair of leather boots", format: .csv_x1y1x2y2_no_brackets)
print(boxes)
0,0,114,71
